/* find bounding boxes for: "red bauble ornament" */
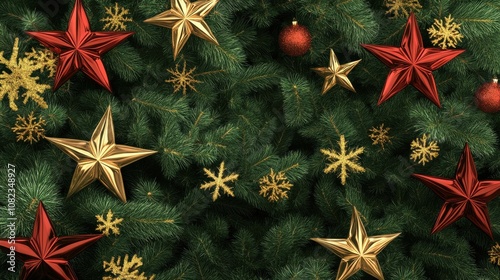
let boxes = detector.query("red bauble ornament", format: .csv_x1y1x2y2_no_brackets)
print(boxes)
474,78,500,113
279,20,311,56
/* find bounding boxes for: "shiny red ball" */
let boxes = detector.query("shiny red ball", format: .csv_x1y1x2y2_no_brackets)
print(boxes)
278,21,311,56
474,79,500,113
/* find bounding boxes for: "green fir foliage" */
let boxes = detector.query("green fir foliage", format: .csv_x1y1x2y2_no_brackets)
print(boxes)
1,0,500,279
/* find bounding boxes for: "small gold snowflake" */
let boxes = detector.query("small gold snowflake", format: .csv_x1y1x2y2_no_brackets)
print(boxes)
96,209,123,236
200,161,239,201
321,135,365,186
259,169,293,202
11,112,46,144
100,2,133,31
369,124,392,150
428,14,464,49
0,38,50,111
24,48,57,77
103,254,155,280
410,134,439,165
165,61,201,95
489,243,500,266
385,0,422,18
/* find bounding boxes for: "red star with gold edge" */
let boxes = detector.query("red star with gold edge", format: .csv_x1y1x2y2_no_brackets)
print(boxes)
26,0,133,92
361,12,464,108
412,143,500,238
0,202,102,280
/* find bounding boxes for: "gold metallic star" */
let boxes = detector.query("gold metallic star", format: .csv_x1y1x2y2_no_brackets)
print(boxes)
144,0,219,60
311,207,400,280
45,106,157,202
312,49,361,94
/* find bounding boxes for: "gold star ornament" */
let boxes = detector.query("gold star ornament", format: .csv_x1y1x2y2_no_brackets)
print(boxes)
311,207,400,280
144,0,219,60
312,49,361,94
46,106,157,202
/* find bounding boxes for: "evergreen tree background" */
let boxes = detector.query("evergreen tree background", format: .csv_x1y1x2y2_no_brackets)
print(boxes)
0,0,500,279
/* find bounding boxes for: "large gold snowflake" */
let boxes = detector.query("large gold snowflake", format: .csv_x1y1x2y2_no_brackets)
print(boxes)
321,135,365,186
259,169,293,202
200,161,239,201
11,111,46,144
369,124,392,150
410,134,439,165
428,15,464,49
101,2,133,31
165,61,201,95
103,254,155,280
385,0,422,18
96,209,123,236
0,38,50,111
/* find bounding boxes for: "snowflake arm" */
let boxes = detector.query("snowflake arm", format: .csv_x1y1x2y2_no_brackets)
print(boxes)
25,48,57,77
259,169,293,202
103,254,155,280
428,15,464,49
200,161,239,201
321,135,365,185
410,134,439,165
96,209,123,236
0,38,50,111
489,243,500,266
385,0,422,18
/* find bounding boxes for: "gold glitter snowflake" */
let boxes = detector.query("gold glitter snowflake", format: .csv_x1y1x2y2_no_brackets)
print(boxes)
0,38,50,111
385,0,422,18
96,209,123,236
259,169,293,202
100,2,133,31
200,161,239,201
103,254,155,280
428,14,464,49
369,124,392,150
165,61,201,95
410,134,439,165
321,135,365,186
24,48,57,77
489,243,500,266
11,112,46,144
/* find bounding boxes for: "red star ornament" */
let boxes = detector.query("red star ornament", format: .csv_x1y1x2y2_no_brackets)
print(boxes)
361,13,464,108
412,143,500,238
0,202,102,279
26,0,133,92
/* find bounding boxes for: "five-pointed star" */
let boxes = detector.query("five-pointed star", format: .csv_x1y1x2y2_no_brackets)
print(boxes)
0,202,102,279
361,12,464,107
46,106,157,203
412,143,500,238
312,49,361,94
144,0,219,60
312,207,400,280
26,0,133,92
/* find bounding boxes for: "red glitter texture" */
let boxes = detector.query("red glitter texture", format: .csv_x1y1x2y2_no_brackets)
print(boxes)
279,21,311,57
